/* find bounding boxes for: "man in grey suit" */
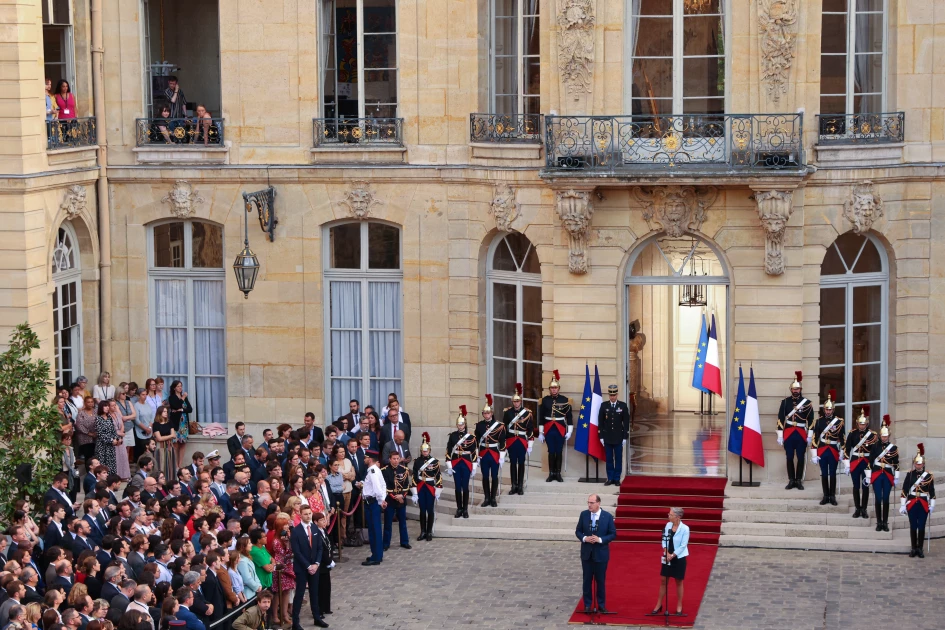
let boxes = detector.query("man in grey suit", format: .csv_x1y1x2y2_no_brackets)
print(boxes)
381,429,412,466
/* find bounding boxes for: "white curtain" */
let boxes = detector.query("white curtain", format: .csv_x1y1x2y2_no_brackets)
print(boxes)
194,280,227,424
853,14,870,112
368,281,402,407
624,0,642,114
330,281,362,418
320,0,335,118
154,279,188,388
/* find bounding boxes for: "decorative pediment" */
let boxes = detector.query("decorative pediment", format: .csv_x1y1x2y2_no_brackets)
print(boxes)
843,180,883,234
341,181,381,220
632,186,718,238
162,181,204,219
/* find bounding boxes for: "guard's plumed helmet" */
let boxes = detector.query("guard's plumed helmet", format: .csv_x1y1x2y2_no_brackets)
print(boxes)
824,389,836,411
549,369,561,389
421,432,431,454
856,405,869,427
880,414,891,438
790,370,802,390
456,405,467,428
482,394,494,415
914,443,925,466
512,383,523,403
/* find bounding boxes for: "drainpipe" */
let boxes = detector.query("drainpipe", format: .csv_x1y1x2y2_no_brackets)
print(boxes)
91,0,112,370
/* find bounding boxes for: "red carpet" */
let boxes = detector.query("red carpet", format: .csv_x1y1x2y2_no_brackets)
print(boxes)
569,476,726,627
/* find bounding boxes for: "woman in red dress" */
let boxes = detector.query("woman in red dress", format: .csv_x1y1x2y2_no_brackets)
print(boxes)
268,512,296,627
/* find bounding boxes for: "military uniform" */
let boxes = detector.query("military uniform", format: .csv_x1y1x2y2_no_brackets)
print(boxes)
503,385,536,496
445,406,477,518
868,415,899,532
810,390,845,506
900,445,936,558
843,410,876,518
475,395,507,508
411,435,443,541
381,460,412,549
598,385,631,486
776,371,814,490
539,370,572,482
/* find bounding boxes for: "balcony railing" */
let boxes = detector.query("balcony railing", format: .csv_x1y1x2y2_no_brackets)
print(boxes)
470,113,542,143
312,118,404,147
543,113,804,172
816,112,904,145
135,117,225,146
47,117,97,150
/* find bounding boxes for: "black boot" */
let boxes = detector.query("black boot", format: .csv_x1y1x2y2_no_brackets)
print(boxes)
875,503,883,531
509,464,518,495
426,515,434,540
860,487,870,518
419,511,427,540
820,477,830,505
454,490,463,518
556,453,564,481
882,501,890,531
546,453,555,482
785,455,796,489
829,475,838,506
852,485,862,518
910,529,918,557
517,461,526,494
917,528,926,558
481,476,491,507
491,480,499,507
462,488,470,518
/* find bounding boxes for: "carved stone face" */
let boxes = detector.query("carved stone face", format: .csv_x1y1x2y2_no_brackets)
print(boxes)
347,189,373,218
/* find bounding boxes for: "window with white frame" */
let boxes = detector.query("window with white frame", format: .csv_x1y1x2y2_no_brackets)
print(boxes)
819,232,888,430
42,0,75,89
492,0,540,115
320,0,398,119
625,0,725,116
52,223,82,388
820,0,886,114
149,220,227,424
488,233,542,418
324,222,403,420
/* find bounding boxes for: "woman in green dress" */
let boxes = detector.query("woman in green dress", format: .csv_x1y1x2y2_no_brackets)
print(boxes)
249,529,274,589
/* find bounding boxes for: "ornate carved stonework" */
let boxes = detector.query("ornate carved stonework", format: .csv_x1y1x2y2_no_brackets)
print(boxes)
758,0,798,103
632,186,718,238
557,0,595,99
341,181,381,220
162,180,205,219
489,183,519,232
843,180,884,234
60,185,87,219
754,189,794,275
555,189,595,274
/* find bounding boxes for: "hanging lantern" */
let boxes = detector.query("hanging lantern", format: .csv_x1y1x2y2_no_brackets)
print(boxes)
233,197,261,298
679,243,708,307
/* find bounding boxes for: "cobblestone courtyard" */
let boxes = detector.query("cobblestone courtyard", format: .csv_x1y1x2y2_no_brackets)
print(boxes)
318,524,944,629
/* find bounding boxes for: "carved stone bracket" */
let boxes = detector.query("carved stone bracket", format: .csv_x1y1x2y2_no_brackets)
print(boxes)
759,0,798,103
162,180,205,219
490,183,519,232
60,185,88,219
555,189,595,274
557,0,595,100
753,189,794,275
632,186,718,238
341,180,382,220
843,180,883,234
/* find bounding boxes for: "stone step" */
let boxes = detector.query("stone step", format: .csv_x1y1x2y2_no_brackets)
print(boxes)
723,509,877,527
723,498,854,513
725,484,863,500
720,534,910,553
441,513,578,529
426,524,576,542
721,521,894,540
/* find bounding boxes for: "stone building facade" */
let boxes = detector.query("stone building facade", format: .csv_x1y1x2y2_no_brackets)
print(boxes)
2,0,944,478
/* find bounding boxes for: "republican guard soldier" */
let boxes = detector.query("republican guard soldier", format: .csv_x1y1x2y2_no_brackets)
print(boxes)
539,370,572,482
776,371,813,490
900,444,935,558
503,383,535,495
410,432,442,541
597,384,631,487
475,394,507,508
381,450,412,550
867,415,899,532
843,406,876,518
445,406,477,519
810,390,845,506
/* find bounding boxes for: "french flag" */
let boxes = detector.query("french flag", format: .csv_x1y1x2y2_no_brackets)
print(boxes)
741,368,765,466
701,314,722,397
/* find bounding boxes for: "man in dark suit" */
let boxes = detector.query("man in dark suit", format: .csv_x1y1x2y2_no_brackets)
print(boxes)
82,499,105,548
298,412,325,448
82,459,101,495
223,452,246,481
100,565,123,603
71,520,94,556
44,474,79,517
346,438,367,483
51,560,74,595
173,587,207,630
201,552,227,627
44,503,67,550
574,494,616,613
380,430,412,467
290,505,327,629
185,571,212,627
597,384,632,486
380,407,411,448
335,399,361,430
227,422,247,457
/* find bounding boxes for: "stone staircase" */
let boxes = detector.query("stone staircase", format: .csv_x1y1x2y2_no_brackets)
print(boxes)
720,483,945,553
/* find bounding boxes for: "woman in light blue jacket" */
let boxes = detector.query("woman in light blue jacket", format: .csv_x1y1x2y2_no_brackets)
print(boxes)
236,536,262,596
652,506,690,616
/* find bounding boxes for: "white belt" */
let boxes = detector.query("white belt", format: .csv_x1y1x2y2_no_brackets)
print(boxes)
511,429,529,437
422,477,436,482
823,440,840,446
785,419,806,427
877,463,893,469
910,492,930,498
545,417,565,422
484,444,499,448
852,452,869,458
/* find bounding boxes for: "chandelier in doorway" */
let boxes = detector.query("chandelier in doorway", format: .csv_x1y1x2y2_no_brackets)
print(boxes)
684,0,712,14
679,245,708,307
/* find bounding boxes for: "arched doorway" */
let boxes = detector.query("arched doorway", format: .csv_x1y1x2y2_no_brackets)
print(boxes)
819,231,889,430
52,222,83,388
624,233,730,476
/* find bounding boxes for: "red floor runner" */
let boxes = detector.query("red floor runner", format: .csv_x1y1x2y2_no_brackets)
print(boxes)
568,542,717,627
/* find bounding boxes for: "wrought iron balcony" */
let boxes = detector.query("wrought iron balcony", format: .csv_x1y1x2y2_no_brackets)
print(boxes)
46,117,97,150
135,117,225,146
816,112,904,145
543,113,804,173
312,117,404,147
470,113,542,143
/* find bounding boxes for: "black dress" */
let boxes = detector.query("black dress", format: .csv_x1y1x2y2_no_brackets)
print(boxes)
660,525,687,580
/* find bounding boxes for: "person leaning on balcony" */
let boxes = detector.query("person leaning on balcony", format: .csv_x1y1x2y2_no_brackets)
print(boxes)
193,105,215,146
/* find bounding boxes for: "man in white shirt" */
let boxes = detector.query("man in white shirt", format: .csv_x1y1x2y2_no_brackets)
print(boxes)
126,585,154,630
360,449,387,566
153,544,173,584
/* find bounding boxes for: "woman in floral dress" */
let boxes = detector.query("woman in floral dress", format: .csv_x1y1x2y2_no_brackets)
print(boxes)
268,513,295,627
152,405,178,477
108,400,131,480
94,401,119,473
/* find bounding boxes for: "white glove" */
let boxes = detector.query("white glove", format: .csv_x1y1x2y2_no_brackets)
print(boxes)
538,433,545,444
842,460,850,475
622,439,627,447
600,439,605,446
894,470,900,485
499,451,506,467
806,432,813,445
565,428,572,440
410,489,418,505
446,461,454,476
527,440,534,455
931,499,936,513
899,498,907,515
472,463,479,476
435,487,442,500
811,453,819,465
776,430,783,446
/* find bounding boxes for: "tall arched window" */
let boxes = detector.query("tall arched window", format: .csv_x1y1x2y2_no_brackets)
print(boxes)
488,232,542,415
148,220,227,424
819,231,888,428
323,221,403,420
52,223,83,388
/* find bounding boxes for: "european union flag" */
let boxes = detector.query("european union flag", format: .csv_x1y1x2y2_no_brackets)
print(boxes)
727,367,746,456
691,313,710,394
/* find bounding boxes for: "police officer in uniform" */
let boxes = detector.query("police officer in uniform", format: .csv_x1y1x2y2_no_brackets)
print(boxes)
539,370,572,482
843,406,876,519
776,371,813,490
900,444,935,558
597,384,631,487
445,406,477,519
360,449,386,566
381,450,413,550
410,432,443,541
476,394,507,508
810,390,845,506
867,414,899,532
503,383,535,496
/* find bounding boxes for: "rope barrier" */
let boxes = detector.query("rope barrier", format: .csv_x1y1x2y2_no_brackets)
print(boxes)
207,594,257,628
